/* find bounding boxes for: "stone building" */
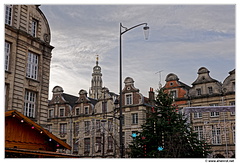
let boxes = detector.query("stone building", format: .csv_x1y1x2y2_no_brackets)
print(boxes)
47,60,154,157
47,58,120,156
188,67,225,107
163,67,235,158
163,67,235,108
183,106,235,158
47,85,118,156
4,5,54,126
119,77,154,157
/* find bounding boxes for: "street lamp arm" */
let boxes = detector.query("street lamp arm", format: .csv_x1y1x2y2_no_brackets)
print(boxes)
120,23,148,35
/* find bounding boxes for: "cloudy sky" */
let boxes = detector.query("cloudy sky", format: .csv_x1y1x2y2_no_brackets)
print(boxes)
39,4,235,99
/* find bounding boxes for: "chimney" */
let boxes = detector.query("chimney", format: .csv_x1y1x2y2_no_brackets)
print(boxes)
149,87,155,105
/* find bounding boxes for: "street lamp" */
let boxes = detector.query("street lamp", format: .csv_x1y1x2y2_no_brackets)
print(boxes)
119,22,149,158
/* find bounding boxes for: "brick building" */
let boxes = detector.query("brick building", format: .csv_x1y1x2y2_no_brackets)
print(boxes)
163,67,235,108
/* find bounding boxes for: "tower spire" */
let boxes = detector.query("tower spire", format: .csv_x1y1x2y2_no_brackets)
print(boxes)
96,55,99,66
89,54,102,99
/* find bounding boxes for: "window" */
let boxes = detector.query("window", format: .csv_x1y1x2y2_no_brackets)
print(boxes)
126,94,133,105
84,121,90,134
210,103,218,106
74,122,79,137
208,87,213,94
5,42,10,71
232,82,235,92
102,101,107,114
26,52,38,80
232,124,235,144
47,124,52,133
48,109,53,118
229,101,235,106
75,108,80,115
84,138,90,153
73,139,78,152
96,137,101,152
5,5,12,25
108,136,113,151
85,107,89,114
60,123,67,134
210,112,219,117
212,125,221,145
132,113,138,124
31,19,38,37
59,108,65,117
122,115,125,126
5,84,9,111
170,90,177,99
194,126,204,140
108,119,113,132
194,112,202,118
24,90,36,118
196,88,201,96
122,132,125,147
96,120,101,132
230,112,235,115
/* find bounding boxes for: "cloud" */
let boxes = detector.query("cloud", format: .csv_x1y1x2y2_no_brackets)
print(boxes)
40,5,235,98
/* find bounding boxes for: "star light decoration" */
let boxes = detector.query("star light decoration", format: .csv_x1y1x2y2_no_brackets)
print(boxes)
132,133,137,138
158,146,163,151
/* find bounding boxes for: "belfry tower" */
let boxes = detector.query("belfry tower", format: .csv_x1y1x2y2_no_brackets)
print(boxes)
89,55,103,99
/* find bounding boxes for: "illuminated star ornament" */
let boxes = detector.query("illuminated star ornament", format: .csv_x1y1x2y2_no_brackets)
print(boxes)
158,146,163,151
132,133,137,138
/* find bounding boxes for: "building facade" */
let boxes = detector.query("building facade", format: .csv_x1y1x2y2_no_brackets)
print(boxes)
47,57,154,157
163,67,235,108
4,5,54,126
119,77,154,157
163,73,191,106
163,67,235,158
183,106,235,158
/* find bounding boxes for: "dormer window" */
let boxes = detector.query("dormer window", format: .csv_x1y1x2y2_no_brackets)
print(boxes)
125,93,133,105
75,107,80,116
196,88,201,96
85,106,89,114
170,90,177,99
59,108,65,117
208,87,213,94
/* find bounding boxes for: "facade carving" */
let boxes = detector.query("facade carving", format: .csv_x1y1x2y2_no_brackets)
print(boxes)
4,5,54,126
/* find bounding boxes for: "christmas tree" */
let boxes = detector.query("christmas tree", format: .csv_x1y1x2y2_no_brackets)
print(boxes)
128,88,211,158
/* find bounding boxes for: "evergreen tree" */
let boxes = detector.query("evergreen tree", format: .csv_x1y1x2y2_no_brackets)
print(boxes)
128,88,211,158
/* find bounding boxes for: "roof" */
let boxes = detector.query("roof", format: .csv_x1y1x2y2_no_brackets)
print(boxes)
6,148,78,158
5,110,71,150
62,93,78,107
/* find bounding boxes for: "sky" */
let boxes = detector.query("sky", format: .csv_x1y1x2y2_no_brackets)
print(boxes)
39,4,236,99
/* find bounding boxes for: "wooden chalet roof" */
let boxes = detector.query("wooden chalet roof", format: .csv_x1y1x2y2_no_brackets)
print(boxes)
5,110,71,150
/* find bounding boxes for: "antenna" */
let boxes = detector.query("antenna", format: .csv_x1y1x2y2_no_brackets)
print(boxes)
155,70,163,88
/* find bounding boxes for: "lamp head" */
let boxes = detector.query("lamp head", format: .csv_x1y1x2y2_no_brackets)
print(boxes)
143,25,150,40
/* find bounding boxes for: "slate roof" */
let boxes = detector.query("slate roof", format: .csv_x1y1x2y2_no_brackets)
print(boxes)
62,93,98,107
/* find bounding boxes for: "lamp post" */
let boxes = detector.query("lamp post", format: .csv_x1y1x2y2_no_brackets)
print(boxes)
119,22,149,158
